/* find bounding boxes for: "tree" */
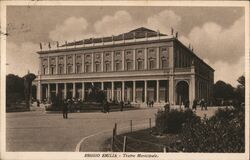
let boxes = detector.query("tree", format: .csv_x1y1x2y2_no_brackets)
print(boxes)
235,75,245,103
213,80,234,101
23,73,36,109
6,74,25,107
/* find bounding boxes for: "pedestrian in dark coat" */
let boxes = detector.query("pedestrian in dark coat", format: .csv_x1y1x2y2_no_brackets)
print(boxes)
200,99,205,110
192,99,197,111
184,99,190,109
106,101,110,113
120,101,124,112
62,100,68,119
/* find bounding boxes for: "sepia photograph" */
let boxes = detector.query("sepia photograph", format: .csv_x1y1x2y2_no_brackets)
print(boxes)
1,1,249,160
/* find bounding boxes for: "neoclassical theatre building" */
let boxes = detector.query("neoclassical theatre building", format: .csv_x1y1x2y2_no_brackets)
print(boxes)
34,27,214,107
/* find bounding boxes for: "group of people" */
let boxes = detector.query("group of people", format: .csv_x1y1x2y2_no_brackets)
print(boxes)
146,100,155,108
192,98,208,110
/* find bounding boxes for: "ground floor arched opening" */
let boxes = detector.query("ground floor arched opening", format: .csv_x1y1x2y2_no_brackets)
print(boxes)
176,81,189,105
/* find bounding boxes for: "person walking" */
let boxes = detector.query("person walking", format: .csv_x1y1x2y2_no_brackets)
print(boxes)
62,100,68,119
120,100,124,112
200,98,205,110
192,99,197,111
184,99,189,109
164,101,170,113
106,100,110,113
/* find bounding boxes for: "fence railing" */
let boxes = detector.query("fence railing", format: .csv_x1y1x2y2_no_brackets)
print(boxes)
110,118,173,152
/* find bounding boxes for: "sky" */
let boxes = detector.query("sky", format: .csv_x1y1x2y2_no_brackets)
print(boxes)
5,5,246,87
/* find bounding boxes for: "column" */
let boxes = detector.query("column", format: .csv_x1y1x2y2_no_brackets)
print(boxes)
56,83,58,96
133,50,136,70
144,48,147,70
82,82,85,100
64,83,67,99
144,81,147,103
101,82,104,90
72,54,75,73
122,81,125,101
91,53,94,72
156,80,159,103
122,50,125,70
73,82,76,98
64,55,67,74
111,81,114,101
82,54,85,73
101,52,104,72
37,81,42,101
169,76,174,105
55,56,58,74
48,57,50,74
156,47,159,69
48,83,51,101
133,81,136,102
111,51,114,71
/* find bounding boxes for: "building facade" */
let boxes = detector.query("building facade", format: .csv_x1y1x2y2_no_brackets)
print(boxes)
34,27,214,107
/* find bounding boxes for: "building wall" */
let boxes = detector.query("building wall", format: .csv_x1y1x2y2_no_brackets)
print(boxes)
35,38,214,107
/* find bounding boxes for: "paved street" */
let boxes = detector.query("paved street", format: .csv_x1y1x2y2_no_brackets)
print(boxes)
6,108,157,151
6,106,222,152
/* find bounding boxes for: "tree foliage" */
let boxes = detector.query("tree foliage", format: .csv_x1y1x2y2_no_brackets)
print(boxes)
6,74,25,106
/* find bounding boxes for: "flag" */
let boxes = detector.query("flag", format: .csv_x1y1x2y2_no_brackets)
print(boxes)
48,42,51,49
56,41,59,48
39,43,42,50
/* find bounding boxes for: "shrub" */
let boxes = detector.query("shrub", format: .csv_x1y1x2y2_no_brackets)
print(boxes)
155,109,200,134
180,107,245,152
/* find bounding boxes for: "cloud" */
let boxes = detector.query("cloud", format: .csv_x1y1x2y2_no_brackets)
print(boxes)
49,17,89,42
179,15,244,63
7,42,39,76
205,56,244,87
146,9,181,34
94,9,182,36
94,10,139,36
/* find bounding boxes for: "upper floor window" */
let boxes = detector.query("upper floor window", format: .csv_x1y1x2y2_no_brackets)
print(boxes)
95,63,101,72
148,58,156,69
67,65,73,74
161,58,167,69
137,60,143,70
104,61,111,72
76,64,82,73
42,66,47,75
85,63,91,73
50,66,56,75
58,65,64,74
115,61,121,71
126,61,133,71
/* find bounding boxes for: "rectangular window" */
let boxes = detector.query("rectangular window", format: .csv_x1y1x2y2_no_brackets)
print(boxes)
59,66,63,74
115,62,121,71
161,59,167,69
149,60,155,69
43,67,46,75
85,64,90,73
105,63,110,72
127,61,132,71
95,63,100,72
137,61,143,70
67,65,72,74
76,64,82,73
51,67,55,75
